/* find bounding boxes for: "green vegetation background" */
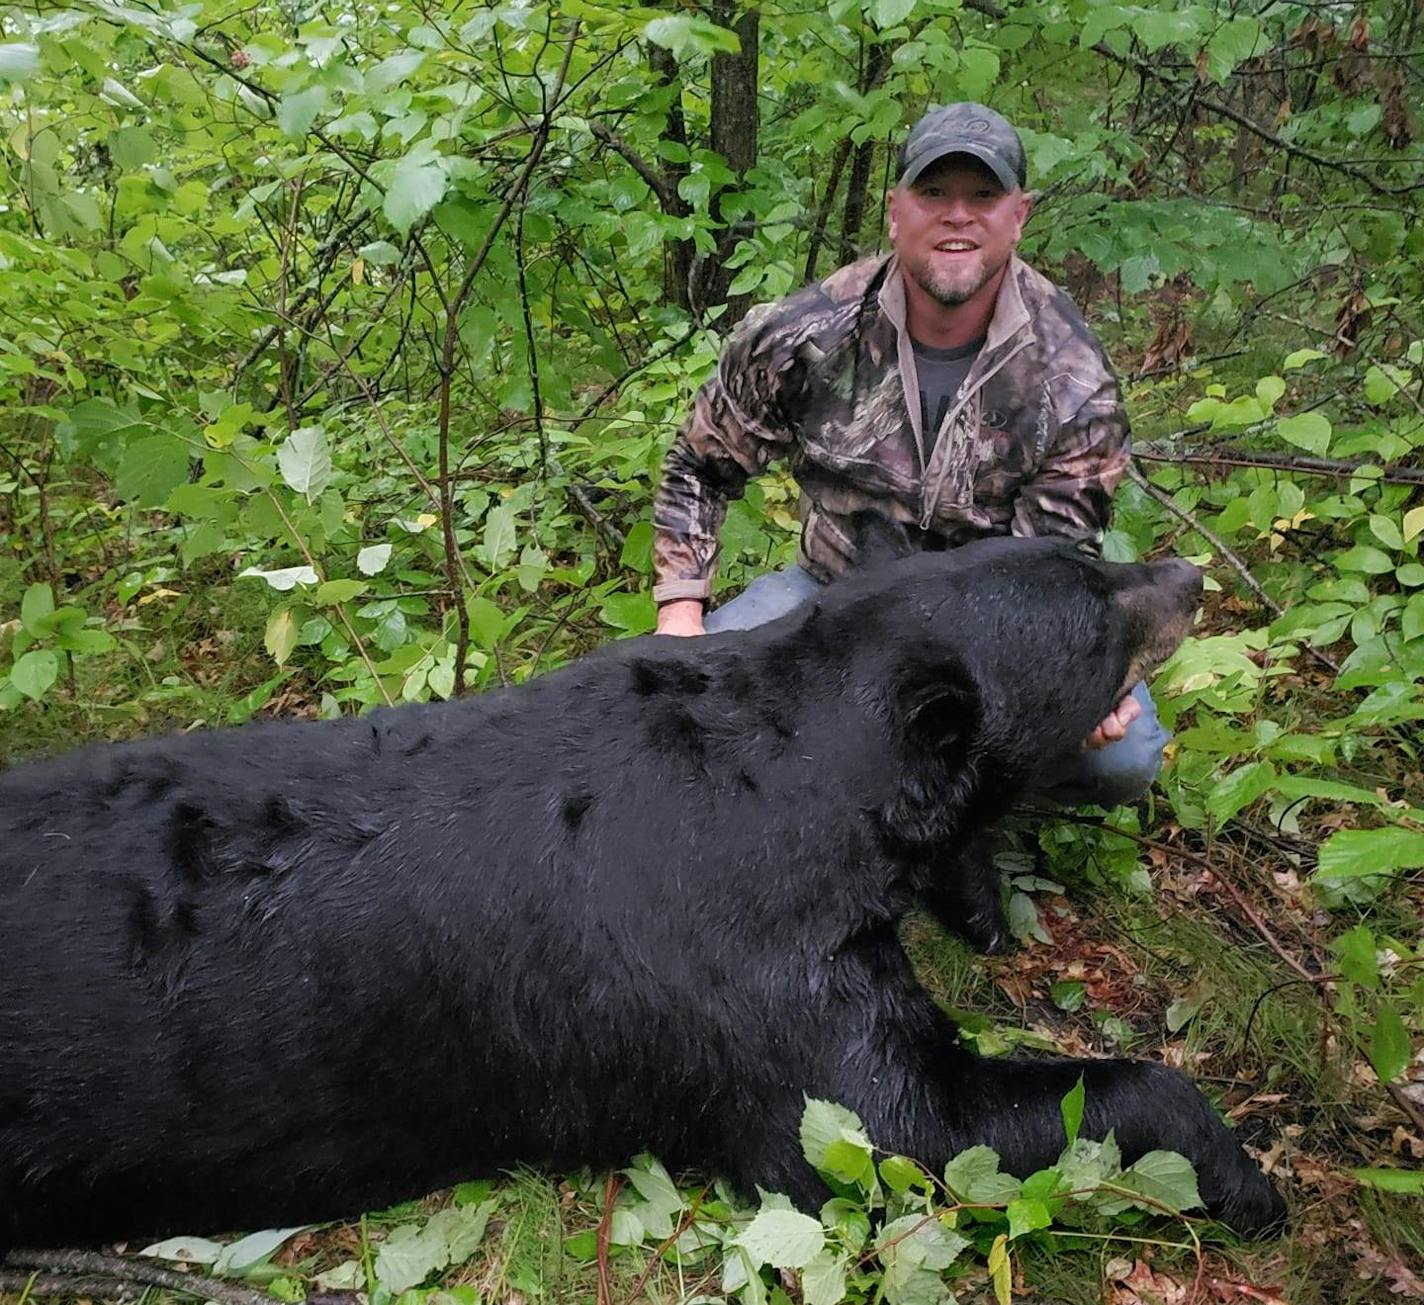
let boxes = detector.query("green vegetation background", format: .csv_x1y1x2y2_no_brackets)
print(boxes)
0,0,1421,1300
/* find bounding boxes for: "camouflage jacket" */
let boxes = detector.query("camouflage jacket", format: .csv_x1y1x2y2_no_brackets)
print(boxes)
651,253,1131,604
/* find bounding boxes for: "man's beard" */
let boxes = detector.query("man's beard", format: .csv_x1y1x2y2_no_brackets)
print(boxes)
905,251,993,308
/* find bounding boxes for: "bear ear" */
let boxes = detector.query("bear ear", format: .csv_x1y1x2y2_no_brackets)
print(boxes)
898,653,982,752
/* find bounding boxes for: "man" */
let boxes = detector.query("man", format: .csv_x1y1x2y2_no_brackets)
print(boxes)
649,102,1164,813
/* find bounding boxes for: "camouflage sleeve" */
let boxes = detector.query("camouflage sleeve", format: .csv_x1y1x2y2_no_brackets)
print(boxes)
651,312,801,604
1011,379,1130,553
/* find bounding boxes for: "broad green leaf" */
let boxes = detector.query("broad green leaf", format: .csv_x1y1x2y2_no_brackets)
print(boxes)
620,520,654,574
20,582,55,635
738,1208,824,1270
1255,375,1285,408
800,1098,867,1170
1350,1168,1424,1194
944,1145,1021,1205
1369,515,1405,551
1317,827,1424,881
315,579,365,605
643,14,741,56
385,151,449,235
1113,1151,1202,1214
482,502,517,569
1334,545,1394,574
116,433,191,507
467,595,504,650
1332,923,1380,988
1403,595,1424,643
1284,347,1327,370
880,1155,931,1194
11,649,59,701
1369,1002,1411,1083
1404,507,1424,543
877,1214,969,1270
264,607,300,666
1364,365,1400,406
0,42,41,82
1006,1197,1052,1240
277,85,327,138
874,0,916,28
1277,411,1331,454
278,427,332,501
239,566,319,591
357,543,392,575
425,1200,495,1263
800,1250,848,1305
374,1224,446,1294
1205,759,1276,823
1060,1076,1085,1146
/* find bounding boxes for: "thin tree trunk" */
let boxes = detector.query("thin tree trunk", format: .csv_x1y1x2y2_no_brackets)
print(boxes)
839,41,890,265
650,44,694,311
705,1,759,326
804,136,853,282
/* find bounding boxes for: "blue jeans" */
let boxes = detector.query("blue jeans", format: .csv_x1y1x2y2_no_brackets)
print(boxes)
705,565,1170,808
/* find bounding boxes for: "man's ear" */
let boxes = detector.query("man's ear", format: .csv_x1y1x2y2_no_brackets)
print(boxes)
886,185,901,243
1012,189,1034,240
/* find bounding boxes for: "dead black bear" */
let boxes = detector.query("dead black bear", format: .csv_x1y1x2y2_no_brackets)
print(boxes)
0,537,1283,1252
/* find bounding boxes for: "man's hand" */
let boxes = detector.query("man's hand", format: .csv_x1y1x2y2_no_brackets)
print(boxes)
1085,693,1141,750
656,599,706,637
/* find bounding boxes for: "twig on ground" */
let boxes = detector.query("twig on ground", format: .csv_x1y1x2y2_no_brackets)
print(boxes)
2,1250,284,1305
596,1173,623,1305
1134,443,1424,489
1126,463,1343,677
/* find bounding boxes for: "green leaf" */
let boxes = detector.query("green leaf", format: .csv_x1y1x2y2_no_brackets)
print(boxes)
10,649,59,701
800,1250,848,1305
1403,595,1424,643
482,502,517,569
1403,506,1424,544
1277,411,1331,454
265,607,300,666
1364,365,1400,406
316,579,365,605
1333,924,1380,988
1113,1151,1202,1214
879,1155,931,1194
277,85,327,138
1284,348,1328,370
212,1227,310,1275
1334,545,1394,574
944,1146,1021,1205
620,520,654,574
20,583,55,635
1255,375,1285,408
800,1098,866,1170
874,0,916,30
1060,1076,1085,1147
357,543,392,575
1006,1197,1052,1240
1369,1002,1411,1083
239,565,320,591
643,14,741,57
116,433,191,508
737,1209,824,1270
1350,1168,1424,1194
1317,827,1424,881
278,426,332,501
467,596,505,651
385,151,449,236
0,43,41,83
1205,759,1277,823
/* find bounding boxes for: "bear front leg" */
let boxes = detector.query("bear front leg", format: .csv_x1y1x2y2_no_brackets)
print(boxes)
919,832,1010,953
945,1053,1285,1236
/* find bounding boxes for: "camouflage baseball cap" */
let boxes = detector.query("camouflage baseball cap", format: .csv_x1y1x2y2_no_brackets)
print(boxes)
897,103,1027,192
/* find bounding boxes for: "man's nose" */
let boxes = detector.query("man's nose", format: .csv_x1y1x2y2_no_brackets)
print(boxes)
941,199,972,225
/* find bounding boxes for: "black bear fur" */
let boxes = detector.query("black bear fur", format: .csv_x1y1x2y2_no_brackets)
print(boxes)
0,537,1284,1251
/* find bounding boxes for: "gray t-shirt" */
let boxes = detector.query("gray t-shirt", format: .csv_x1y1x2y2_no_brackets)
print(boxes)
912,336,984,459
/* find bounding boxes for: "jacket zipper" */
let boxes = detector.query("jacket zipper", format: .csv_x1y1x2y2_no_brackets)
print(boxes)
917,335,1033,529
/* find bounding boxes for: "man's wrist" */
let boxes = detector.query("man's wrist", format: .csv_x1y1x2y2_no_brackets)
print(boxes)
656,598,705,637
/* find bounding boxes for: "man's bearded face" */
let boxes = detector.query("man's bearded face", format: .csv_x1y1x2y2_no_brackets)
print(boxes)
888,156,1031,310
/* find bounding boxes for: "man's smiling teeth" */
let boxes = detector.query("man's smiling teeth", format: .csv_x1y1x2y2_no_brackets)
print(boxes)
937,240,978,251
